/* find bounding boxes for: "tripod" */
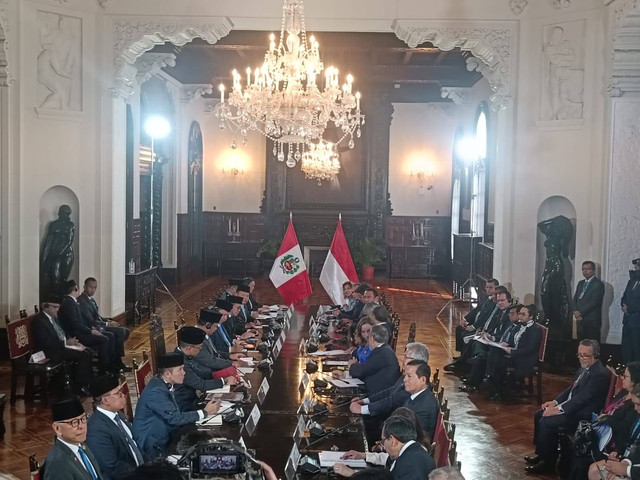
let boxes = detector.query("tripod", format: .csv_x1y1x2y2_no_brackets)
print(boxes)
155,273,187,322
436,232,477,317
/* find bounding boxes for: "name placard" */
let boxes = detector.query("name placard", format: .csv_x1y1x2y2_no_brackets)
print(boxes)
257,377,270,404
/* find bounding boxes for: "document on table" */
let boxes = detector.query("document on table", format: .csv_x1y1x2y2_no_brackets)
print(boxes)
239,357,255,365
327,378,351,388
238,367,254,374
206,385,231,394
324,360,350,366
341,377,364,386
308,349,347,357
318,451,367,468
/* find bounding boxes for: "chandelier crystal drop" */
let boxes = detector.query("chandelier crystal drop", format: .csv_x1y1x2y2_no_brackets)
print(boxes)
300,141,341,184
217,0,364,170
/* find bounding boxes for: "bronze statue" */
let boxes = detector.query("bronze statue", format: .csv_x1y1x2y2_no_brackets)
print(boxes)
41,204,75,299
538,215,574,340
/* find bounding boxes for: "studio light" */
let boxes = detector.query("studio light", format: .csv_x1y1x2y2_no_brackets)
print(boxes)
144,116,171,140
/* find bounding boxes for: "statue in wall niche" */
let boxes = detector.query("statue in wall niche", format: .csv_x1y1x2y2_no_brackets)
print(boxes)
36,12,81,111
41,205,75,300
538,215,574,340
542,25,584,121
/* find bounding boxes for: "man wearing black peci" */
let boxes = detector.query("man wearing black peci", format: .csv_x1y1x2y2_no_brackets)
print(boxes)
525,339,610,474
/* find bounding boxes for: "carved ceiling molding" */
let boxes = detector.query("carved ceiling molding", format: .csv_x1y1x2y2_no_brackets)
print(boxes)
440,86,471,105
551,0,571,8
609,2,640,97
392,20,514,111
508,0,528,16
97,0,112,8
180,84,213,104
0,0,10,87
111,17,233,100
134,52,176,88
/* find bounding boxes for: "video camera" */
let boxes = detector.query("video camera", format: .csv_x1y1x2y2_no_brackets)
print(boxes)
177,435,259,479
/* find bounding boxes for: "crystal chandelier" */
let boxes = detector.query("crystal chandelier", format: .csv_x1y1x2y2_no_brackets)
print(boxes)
300,141,341,184
216,0,364,170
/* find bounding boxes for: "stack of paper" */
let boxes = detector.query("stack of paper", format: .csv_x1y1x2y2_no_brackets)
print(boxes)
318,451,367,468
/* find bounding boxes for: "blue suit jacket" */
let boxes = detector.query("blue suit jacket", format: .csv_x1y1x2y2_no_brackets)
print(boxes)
86,409,138,479
132,375,201,458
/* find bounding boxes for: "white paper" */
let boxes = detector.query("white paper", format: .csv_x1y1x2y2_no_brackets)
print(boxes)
341,377,364,386
65,343,86,351
318,451,367,468
327,378,351,388
308,349,347,357
238,367,254,374
197,415,222,426
29,351,47,363
324,360,350,366
166,455,181,465
239,357,255,365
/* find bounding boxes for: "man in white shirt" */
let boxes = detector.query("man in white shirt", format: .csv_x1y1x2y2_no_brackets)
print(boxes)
86,375,142,479
44,396,103,480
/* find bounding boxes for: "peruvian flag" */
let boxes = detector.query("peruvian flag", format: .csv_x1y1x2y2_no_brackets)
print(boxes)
269,220,313,305
320,220,359,305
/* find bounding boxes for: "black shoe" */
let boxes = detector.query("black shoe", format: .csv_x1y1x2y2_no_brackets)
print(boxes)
468,354,486,364
459,384,478,393
524,454,541,464
452,355,461,361
525,460,554,474
444,363,460,372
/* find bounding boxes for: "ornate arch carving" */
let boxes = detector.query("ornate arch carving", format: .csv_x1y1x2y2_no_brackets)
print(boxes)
392,20,514,111
111,18,234,99
609,1,640,97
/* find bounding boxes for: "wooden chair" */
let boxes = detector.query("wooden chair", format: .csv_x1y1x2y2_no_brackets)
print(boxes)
29,453,41,480
118,371,134,422
605,371,620,407
133,351,153,396
530,324,549,404
437,386,445,406
149,314,166,374
174,317,186,343
431,417,453,467
407,321,417,344
7,314,65,406
448,441,458,469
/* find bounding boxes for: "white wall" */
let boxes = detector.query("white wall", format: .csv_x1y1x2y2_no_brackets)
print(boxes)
388,103,456,217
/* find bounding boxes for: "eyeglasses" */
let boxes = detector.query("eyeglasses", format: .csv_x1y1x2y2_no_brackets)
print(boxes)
56,415,89,428
576,353,594,359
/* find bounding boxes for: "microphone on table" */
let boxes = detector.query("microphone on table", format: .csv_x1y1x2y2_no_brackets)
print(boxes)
300,417,363,449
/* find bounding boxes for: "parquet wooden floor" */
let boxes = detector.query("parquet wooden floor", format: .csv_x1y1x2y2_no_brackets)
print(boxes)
0,276,571,479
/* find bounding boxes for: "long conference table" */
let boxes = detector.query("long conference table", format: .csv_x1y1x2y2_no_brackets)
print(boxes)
175,305,368,479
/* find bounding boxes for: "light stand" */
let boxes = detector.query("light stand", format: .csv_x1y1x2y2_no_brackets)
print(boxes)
144,116,171,268
437,149,482,318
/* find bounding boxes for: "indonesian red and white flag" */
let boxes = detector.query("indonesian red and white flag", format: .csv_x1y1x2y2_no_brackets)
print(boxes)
320,220,359,305
269,220,313,305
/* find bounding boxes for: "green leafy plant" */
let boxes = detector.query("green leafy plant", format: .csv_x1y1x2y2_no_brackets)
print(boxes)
353,236,385,267
256,239,281,258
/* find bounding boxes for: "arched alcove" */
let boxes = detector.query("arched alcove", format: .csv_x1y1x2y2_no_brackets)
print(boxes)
535,196,577,314
39,186,80,300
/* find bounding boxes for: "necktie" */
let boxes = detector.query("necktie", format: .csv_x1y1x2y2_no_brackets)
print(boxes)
631,418,640,441
568,369,585,400
579,281,590,299
90,297,99,311
51,317,66,342
78,446,99,480
115,415,144,465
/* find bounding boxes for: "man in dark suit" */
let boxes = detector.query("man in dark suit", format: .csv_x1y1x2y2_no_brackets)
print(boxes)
58,280,114,374
454,278,500,353
32,296,93,394
349,324,401,444
349,324,401,396
402,361,439,440
86,375,142,479
78,277,131,371
236,284,259,331
382,416,436,480
572,261,605,341
194,309,237,370
173,327,237,411
525,339,610,474
43,396,103,480
241,277,263,312
622,258,640,363
133,353,221,459
351,342,430,420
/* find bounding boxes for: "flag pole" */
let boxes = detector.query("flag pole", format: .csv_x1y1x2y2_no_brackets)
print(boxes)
339,213,342,222
289,211,292,222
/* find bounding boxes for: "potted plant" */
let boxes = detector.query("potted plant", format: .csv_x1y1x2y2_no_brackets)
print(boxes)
256,238,281,274
353,236,385,281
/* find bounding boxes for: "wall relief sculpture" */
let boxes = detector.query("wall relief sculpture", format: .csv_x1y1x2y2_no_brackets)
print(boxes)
541,21,585,121
36,11,81,111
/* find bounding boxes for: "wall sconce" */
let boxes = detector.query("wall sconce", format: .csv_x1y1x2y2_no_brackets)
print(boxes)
411,165,435,191
222,165,245,176
221,153,246,176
